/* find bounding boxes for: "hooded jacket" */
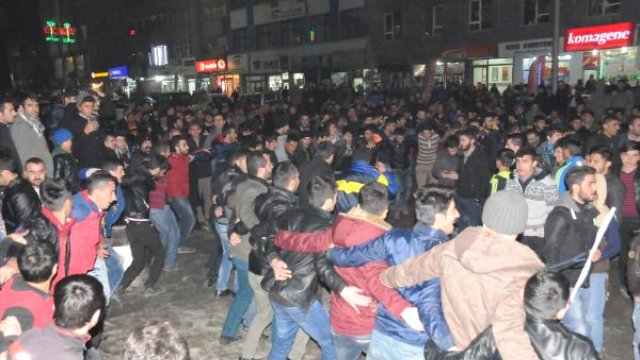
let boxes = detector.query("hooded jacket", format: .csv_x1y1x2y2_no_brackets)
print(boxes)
330,222,454,349
274,207,413,338
543,194,599,286
381,227,544,360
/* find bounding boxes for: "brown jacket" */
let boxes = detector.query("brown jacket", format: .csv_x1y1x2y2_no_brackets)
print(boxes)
381,227,543,360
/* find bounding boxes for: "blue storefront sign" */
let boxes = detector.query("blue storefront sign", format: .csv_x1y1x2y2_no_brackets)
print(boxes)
108,66,128,79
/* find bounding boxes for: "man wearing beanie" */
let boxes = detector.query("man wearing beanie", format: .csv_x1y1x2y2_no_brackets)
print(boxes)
380,191,543,360
543,165,601,348
52,128,78,192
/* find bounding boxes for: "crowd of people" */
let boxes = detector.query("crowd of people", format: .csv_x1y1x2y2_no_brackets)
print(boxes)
0,77,638,360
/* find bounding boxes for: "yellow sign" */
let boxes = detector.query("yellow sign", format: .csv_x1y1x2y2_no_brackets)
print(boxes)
91,71,109,79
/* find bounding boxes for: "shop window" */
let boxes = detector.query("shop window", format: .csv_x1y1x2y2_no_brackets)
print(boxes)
384,12,402,40
469,0,492,32
340,9,367,39
232,28,248,52
587,0,620,16
523,0,550,25
431,5,444,36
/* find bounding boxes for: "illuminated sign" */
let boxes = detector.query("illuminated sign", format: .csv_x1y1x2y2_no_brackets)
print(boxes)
108,66,128,79
43,20,77,44
195,58,227,73
91,71,109,79
564,22,634,52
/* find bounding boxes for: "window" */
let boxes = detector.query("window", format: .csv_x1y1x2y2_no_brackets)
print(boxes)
256,23,278,50
309,14,331,42
431,5,444,36
232,28,248,52
523,0,550,25
173,43,192,59
384,12,402,40
340,9,366,39
280,18,306,47
469,0,492,32
587,0,621,16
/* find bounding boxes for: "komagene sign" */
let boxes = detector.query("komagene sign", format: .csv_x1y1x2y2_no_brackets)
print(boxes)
564,22,634,52
195,58,227,73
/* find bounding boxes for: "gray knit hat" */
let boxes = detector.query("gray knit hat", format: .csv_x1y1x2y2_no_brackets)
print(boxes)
481,190,528,235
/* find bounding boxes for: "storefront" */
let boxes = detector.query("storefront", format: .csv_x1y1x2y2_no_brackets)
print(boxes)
195,58,235,95
471,58,514,92
432,44,498,88
564,22,639,82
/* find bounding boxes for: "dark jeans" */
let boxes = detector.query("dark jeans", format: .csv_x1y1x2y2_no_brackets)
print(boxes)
619,217,640,290
120,222,165,290
455,196,483,231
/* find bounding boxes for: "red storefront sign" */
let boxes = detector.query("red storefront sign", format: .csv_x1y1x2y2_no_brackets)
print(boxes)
195,58,227,73
564,22,634,52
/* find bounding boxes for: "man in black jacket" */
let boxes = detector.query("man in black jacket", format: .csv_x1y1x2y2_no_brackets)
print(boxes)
456,128,490,229
0,149,41,235
544,166,601,345
0,98,20,173
263,176,371,360
240,162,308,360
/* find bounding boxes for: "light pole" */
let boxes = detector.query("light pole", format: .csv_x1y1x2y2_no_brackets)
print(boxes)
551,0,560,93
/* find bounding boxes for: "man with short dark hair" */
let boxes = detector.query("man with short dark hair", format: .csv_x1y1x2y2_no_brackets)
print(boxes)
8,274,105,360
0,149,41,236
544,166,601,344
456,127,490,229
0,97,20,173
504,148,558,257
23,157,46,198
263,176,371,360
220,151,273,344
298,141,335,205
69,95,104,169
187,122,213,228
10,92,53,173
586,116,622,169
0,241,57,342
554,137,585,195
166,135,196,254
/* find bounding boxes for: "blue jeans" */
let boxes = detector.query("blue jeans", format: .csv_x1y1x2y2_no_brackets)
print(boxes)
167,197,195,246
105,243,124,291
583,272,607,352
89,258,111,301
391,168,412,212
333,330,370,360
214,220,235,291
150,206,181,269
221,259,253,338
269,300,336,360
564,286,591,340
634,302,640,360
368,329,423,360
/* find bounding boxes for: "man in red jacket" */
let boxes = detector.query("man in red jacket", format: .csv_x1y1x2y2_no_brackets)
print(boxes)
166,135,196,254
274,183,423,359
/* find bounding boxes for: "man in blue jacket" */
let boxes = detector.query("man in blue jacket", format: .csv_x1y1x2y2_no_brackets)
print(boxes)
330,187,459,359
335,150,397,213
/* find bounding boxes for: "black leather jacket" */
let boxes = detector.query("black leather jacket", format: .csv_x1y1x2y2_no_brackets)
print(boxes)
425,319,599,360
121,167,155,219
52,152,79,192
1,178,41,233
261,205,346,310
249,186,298,275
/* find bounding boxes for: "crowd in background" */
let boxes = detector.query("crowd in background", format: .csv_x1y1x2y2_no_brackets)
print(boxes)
0,77,638,359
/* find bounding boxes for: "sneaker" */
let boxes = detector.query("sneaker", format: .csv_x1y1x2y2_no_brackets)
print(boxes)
177,246,196,254
144,285,166,296
163,266,178,272
219,335,241,345
216,289,235,298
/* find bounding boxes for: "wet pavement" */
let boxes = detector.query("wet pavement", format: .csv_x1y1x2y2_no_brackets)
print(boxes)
100,226,636,360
